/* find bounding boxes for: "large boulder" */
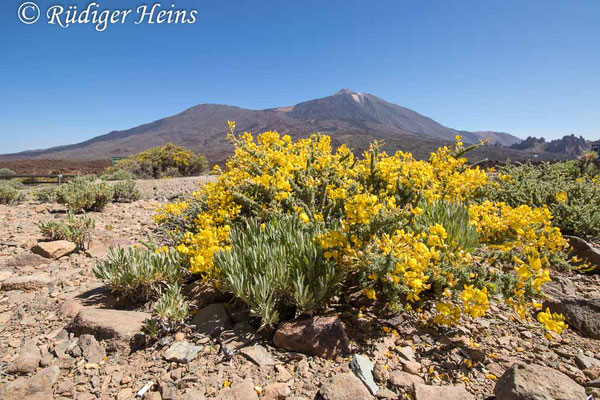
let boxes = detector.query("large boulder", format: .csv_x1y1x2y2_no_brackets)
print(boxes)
565,235,600,268
1,275,52,292
69,308,150,349
32,240,76,259
0,365,60,399
544,277,600,339
273,315,350,359
6,340,41,374
494,363,586,400
318,372,374,400
5,253,49,269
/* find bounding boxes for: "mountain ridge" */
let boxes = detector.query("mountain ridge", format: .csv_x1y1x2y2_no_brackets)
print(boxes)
1,89,533,164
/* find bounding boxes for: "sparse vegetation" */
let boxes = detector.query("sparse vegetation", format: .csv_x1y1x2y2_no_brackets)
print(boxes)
111,179,142,203
0,182,26,205
38,212,95,250
0,168,16,175
100,169,135,181
93,247,186,303
54,177,114,212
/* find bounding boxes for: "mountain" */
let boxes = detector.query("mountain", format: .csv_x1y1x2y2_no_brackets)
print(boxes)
509,134,590,156
0,89,545,165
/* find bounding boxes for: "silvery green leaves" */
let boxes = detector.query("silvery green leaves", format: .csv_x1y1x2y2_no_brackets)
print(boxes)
93,246,186,303
38,211,94,250
215,216,343,330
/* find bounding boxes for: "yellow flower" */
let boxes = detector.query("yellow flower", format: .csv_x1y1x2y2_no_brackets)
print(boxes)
537,308,568,335
555,191,567,203
363,288,377,301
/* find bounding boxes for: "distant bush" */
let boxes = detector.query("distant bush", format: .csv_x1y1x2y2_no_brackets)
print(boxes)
100,170,135,181
0,182,26,205
105,143,208,179
38,212,95,250
0,168,16,175
215,216,343,329
111,180,142,203
93,247,186,302
482,160,600,238
55,177,114,212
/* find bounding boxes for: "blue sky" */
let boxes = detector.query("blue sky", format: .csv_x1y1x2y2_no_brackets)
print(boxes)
1,0,599,153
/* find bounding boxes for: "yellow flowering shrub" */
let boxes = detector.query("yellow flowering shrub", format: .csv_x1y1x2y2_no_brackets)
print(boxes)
106,143,208,179
156,122,569,334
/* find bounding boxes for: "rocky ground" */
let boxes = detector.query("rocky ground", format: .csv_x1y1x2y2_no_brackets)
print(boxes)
1,176,599,400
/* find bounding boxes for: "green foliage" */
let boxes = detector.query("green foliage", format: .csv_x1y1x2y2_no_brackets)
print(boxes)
143,283,190,339
33,186,58,203
483,161,600,237
0,182,26,205
93,247,186,302
100,169,135,181
105,143,208,179
111,180,142,203
38,212,95,250
0,168,16,175
214,216,343,329
417,201,479,252
55,177,114,212
152,283,189,323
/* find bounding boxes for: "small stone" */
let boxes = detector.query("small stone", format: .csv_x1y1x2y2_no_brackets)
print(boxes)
1,275,52,292
144,392,163,400
273,315,350,359
164,341,203,363
397,346,416,362
6,253,49,269
375,388,398,399
160,383,178,400
6,340,42,374
402,361,421,375
174,332,185,342
350,354,379,395
576,354,600,370
262,383,291,400
118,388,134,400
181,388,205,400
373,361,389,384
32,240,76,259
318,372,374,400
389,370,424,389
275,365,293,382
121,376,132,385
79,334,106,363
69,307,150,345
239,345,275,367
214,379,259,400
414,383,475,400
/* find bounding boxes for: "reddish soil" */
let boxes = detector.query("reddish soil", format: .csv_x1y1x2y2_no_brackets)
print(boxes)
0,159,111,175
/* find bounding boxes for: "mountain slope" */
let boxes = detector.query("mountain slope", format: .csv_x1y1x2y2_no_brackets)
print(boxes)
1,89,527,164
